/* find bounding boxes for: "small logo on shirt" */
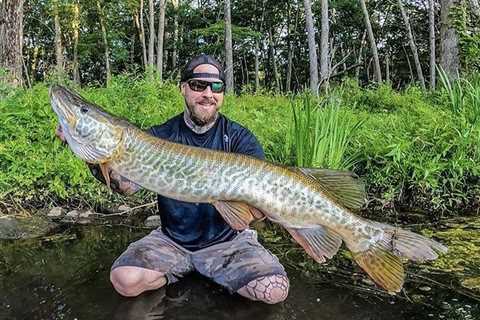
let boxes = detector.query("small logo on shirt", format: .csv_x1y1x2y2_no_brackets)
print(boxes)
223,134,229,143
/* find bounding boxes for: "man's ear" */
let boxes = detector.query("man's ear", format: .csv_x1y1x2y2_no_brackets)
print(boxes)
180,82,186,96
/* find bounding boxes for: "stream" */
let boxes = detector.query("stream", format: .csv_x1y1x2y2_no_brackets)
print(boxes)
0,224,479,320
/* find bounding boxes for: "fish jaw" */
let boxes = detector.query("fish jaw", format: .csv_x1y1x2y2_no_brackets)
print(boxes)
49,85,124,164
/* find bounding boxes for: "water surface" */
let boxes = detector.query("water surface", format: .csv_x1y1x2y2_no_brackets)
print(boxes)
1,226,478,320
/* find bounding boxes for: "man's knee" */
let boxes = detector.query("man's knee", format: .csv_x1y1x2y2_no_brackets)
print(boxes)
237,274,289,304
110,266,167,297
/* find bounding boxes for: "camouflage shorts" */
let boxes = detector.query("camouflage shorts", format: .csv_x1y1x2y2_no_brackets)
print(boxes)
111,229,286,292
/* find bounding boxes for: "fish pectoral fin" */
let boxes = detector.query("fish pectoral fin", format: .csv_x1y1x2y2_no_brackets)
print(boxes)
292,167,366,210
286,226,343,263
351,245,405,294
213,201,265,230
99,163,111,190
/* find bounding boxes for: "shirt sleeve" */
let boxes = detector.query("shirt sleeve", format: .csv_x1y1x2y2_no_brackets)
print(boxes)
231,127,265,160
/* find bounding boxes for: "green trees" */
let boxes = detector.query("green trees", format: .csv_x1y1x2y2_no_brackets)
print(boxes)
8,0,479,90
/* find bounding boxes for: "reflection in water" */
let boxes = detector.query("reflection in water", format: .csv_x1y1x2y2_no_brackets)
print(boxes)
1,226,479,320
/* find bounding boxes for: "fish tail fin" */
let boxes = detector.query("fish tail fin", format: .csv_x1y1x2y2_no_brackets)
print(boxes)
348,223,448,293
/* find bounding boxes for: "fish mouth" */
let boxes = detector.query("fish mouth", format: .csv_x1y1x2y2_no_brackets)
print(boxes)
49,85,78,132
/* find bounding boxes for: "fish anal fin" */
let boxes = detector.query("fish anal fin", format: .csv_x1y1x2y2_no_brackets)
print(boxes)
213,201,265,230
99,163,111,190
352,246,405,294
286,226,342,263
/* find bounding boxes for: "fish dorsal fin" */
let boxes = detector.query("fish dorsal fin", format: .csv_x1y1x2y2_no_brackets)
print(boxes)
292,168,366,210
213,201,265,230
286,226,343,263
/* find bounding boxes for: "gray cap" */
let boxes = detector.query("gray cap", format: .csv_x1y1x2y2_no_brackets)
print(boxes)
180,54,225,82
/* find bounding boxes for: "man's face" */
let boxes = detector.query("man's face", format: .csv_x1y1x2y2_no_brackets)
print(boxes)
181,64,224,126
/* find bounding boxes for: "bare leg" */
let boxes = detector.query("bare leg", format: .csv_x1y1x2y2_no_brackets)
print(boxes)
110,266,167,297
237,274,289,304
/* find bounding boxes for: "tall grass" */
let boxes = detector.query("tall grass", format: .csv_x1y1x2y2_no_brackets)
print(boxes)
286,93,363,170
438,67,480,125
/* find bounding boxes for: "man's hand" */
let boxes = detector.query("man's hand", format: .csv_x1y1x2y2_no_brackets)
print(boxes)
55,124,67,143
88,164,141,195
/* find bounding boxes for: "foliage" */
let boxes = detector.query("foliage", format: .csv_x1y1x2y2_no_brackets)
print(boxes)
438,67,480,126
0,68,19,100
450,2,480,73
0,76,479,218
284,93,363,170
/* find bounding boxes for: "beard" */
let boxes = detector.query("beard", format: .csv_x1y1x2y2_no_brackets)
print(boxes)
186,99,218,126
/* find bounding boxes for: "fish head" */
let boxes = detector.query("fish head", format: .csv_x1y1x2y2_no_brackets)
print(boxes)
49,85,124,164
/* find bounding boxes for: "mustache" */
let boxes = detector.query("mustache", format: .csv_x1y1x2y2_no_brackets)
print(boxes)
198,98,216,104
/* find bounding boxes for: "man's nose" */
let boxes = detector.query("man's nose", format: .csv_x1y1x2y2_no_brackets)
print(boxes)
202,85,213,97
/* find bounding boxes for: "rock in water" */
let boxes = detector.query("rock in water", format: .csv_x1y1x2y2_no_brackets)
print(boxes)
0,214,56,240
144,215,161,228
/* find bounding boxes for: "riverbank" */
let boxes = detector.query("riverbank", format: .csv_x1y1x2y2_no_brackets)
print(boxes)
1,78,479,219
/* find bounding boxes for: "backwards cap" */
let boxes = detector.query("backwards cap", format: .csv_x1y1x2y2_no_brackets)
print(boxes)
180,54,225,82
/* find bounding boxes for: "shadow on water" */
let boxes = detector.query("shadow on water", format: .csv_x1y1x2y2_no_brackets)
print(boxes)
0,225,478,320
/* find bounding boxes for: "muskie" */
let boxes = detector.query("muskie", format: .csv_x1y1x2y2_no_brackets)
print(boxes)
50,85,447,293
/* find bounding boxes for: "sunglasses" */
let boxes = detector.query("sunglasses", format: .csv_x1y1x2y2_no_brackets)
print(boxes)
187,79,225,93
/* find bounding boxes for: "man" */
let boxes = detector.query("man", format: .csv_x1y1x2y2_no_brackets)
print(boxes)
56,54,289,304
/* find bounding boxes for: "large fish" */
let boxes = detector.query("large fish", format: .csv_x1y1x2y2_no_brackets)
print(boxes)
50,85,447,293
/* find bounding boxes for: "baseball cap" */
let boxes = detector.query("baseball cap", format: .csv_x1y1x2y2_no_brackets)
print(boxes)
180,54,225,83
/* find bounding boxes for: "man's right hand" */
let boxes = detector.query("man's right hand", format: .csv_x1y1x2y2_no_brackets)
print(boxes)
55,124,67,144
88,164,141,195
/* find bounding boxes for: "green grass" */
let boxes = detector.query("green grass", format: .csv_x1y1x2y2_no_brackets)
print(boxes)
285,93,363,170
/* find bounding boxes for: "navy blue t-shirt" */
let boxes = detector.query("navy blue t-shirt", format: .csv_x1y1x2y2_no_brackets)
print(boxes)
148,113,265,251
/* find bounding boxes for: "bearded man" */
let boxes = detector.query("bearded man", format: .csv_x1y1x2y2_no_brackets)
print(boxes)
56,54,289,304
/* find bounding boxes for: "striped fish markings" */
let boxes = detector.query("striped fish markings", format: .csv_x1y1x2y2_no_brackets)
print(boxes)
50,85,447,293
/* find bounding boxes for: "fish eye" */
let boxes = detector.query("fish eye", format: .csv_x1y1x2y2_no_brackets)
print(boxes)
80,106,89,114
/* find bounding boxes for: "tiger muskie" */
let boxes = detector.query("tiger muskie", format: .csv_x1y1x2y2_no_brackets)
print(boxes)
50,85,447,293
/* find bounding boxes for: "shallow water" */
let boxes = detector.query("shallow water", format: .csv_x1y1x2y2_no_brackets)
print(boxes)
0,226,478,320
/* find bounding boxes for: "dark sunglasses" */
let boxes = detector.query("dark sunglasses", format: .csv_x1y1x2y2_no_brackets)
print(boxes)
187,79,225,93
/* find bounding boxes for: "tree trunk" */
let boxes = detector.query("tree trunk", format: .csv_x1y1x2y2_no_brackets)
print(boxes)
403,45,414,83
429,0,436,90
156,0,166,78
359,0,382,82
440,0,460,80
355,30,366,80
386,54,390,83
268,28,281,91
72,1,80,84
224,0,234,92
254,0,266,93
254,38,260,91
172,0,179,73
304,0,319,95
398,0,426,89
0,0,24,87
53,0,64,76
139,0,147,70
96,0,111,85
31,46,39,82
286,2,298,92
244,55,249,85
469,0,480,17
148,0,155,69
319,0,329,86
